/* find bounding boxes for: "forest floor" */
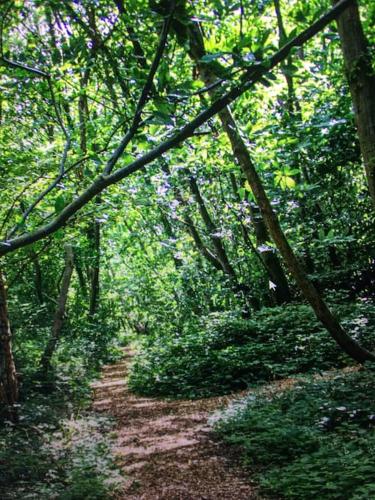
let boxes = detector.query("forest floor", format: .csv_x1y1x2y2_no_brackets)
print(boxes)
91,347,259,500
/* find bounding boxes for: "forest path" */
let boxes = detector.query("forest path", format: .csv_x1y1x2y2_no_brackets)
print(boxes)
91,347,258,500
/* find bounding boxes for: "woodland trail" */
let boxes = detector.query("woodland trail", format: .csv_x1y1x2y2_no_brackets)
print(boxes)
91,348,258,500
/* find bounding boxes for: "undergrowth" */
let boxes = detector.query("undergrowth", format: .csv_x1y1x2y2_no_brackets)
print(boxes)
0,356,123,499
129,299,375,398
214,367,375,499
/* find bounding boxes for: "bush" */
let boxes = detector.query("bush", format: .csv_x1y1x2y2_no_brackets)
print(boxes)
128,300,375,398
215,368,375,499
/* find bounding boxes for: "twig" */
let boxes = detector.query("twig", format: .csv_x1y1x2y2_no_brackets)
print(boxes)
104,3,176,174
7,137,71,238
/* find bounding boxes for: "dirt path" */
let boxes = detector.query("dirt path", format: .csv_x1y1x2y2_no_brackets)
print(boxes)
91,348,258,499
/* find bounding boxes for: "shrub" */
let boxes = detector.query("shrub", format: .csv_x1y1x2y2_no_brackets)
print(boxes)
129,300,375,398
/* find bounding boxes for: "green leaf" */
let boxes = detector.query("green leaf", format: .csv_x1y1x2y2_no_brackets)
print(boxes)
54,194,66,214
200,52,226,63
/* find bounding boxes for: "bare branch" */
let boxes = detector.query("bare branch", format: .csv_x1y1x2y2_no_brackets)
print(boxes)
0,56,48,77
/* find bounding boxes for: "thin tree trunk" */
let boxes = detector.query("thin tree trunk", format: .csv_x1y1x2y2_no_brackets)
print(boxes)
31,251,43,305
334,0,375,207
89,211,100,318
78,69,90,161
188,174,237,278
76,61,101,317
40,245,74,376
101,63,119,109
74,252,88,299
162,165,256,310
0,268,19,420
184,212,224,272
158,210,183,269
161,164,224,271
230,172,279,303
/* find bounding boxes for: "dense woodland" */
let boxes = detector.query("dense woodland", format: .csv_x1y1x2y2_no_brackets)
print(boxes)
0,0,375,498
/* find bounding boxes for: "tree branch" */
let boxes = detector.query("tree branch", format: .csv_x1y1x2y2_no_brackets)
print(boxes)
0,56,69,137
103,2,176,174
0,0,354,257
7,137,71,238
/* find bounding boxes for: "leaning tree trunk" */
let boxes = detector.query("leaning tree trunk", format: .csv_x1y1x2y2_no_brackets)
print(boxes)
334,0,375,208
0,268,18,420
188,174,237,278
186,24,292,305
236,141,375,362
40,245,74,376
183,15,375,363
188,173,258,310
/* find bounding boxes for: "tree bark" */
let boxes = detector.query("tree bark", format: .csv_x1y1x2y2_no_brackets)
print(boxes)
0,268,18,420
335,0,375,207
40,244,74,376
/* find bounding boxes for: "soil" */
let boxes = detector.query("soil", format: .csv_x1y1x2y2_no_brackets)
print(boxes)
91,348,259,500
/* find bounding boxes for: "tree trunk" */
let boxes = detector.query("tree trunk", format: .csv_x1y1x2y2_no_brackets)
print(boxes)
0,268,18,420
40,245,74,376
230,133,375,362
186,24,292,304
88,201,101,318
335,0,375,207
184,15,375,362
188,174,237,278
